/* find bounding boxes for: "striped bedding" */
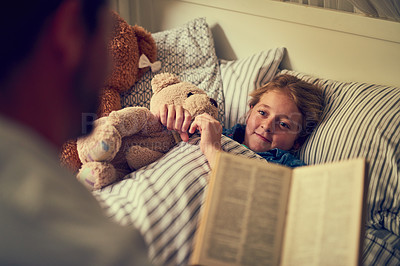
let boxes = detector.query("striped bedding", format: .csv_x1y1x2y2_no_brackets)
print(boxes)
94,135,263,265
280,70,400,265
94,59,399,265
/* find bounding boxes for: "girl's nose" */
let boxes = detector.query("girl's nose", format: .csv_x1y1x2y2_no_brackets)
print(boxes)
261,117,274,133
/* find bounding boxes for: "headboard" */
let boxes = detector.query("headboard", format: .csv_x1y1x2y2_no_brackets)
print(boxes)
132,0,400,88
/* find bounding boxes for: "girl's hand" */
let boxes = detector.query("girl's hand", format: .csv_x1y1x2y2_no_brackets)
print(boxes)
153,104,192,142
189,113,222,168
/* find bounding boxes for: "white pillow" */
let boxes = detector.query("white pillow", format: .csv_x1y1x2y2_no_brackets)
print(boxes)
121,18,224,123
220,48,285,128
279,69,400,265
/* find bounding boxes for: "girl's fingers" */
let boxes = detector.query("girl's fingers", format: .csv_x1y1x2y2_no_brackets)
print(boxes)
171,105,192,134
166,104,176,130
181,109,192,133
158,104,168,126
180,132,189,142
189,116,207,134
189,121,200,134
175,105,192,133
179,109,192,142
189,114,221,136
156,104,192,142
174,105,184,131
158,106,220,146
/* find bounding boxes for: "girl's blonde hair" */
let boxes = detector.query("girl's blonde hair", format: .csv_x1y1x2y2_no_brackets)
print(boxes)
248,74,324,146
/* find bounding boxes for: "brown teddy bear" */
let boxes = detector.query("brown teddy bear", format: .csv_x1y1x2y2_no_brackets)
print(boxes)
60,10,158,173
76,73,218,190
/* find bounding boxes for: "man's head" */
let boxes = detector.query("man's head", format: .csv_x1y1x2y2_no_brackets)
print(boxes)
1,0,107,83
0,0,111,147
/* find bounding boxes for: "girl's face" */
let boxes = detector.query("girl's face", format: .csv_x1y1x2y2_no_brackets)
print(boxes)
244,90,303,152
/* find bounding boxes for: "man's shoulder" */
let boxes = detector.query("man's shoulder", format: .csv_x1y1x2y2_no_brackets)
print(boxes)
0,115,150,266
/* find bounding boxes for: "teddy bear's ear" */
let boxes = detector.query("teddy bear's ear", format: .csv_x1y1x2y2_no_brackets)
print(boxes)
151,73,181,94
132,25,157,79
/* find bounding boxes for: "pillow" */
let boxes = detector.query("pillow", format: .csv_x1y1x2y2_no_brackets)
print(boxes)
94,135,262,266
279,69,400,265
120,18,224,124
219,48,285,129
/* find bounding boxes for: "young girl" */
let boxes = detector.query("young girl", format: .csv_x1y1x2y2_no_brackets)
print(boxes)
155,74,324,168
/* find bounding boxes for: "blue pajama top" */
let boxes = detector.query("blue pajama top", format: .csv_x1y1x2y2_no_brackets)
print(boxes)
223,124,306,168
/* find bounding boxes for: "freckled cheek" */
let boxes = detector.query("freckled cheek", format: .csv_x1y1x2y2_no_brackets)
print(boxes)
274,133,297,150
247,115,261,131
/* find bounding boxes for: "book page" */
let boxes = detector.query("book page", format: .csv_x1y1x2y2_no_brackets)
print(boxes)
192,152,292,266
280,159,366,266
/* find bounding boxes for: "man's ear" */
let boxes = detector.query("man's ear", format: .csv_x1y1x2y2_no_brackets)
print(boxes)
50,0,85,70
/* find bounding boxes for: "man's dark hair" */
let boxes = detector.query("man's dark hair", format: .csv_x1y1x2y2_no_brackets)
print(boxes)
0,0,106,83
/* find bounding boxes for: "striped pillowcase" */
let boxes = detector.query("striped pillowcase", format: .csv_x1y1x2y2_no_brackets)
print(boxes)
94,135,262,266
280,69,400,264
220,48,285,128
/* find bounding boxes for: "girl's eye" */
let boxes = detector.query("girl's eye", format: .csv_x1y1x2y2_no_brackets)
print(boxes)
279,121,291,129
258,110,266,116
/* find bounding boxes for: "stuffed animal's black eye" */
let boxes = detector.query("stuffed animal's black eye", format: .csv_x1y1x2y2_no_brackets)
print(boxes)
210,98,218,108
187,92,194,98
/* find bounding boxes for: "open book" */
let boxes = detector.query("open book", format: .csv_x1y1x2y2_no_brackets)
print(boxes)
190,151,367,266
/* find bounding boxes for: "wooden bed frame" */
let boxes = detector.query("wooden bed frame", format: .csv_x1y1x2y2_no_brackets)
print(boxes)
131,0,400,87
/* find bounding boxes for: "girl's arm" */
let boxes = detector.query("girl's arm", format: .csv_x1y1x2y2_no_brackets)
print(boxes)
189,113,222,168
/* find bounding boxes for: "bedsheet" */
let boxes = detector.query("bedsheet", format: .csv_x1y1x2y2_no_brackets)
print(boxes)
94,135,263,265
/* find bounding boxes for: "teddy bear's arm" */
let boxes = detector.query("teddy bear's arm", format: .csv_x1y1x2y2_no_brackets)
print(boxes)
125,146,164,170
60,139,82,173
98,88,122,117
108,107,154,137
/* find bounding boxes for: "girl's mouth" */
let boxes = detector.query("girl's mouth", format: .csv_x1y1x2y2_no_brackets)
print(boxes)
255,133,271,143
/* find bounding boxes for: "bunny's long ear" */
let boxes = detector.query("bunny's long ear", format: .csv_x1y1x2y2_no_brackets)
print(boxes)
151,73,181,94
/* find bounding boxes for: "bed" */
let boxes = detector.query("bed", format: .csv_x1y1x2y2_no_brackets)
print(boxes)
95,1,400,265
